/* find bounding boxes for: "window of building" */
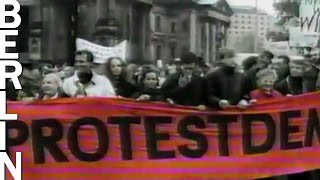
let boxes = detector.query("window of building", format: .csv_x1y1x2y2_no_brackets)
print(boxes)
261,22,264,25
170,22,176,33
234,26,238,29
261,27,264,30
248,16,251,19
235,20,238,23
155,16,161,32
170,46,176,58
242,26,245,29
235,31,238,34
242,15,245,18
156,45,162,60
248,26,251,29
261,32,264,36
235,15,238,18
242,21,244,23
248,21,251,24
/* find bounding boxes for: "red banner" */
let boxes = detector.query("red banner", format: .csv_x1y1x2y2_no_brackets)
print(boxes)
5,92,320,179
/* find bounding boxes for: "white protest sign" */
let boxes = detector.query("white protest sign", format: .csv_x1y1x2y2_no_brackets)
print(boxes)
289,27,319,47
265,41,290,56
300,0,320,32
76,38,127,64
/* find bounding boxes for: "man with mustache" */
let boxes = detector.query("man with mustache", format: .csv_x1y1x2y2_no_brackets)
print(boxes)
62,50,115,97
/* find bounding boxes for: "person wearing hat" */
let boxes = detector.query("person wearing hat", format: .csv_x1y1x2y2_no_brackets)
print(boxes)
161,52,205,107
274,56,306,95
205,49,251,109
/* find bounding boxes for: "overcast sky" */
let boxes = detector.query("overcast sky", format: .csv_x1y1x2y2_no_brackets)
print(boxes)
227,0,276,15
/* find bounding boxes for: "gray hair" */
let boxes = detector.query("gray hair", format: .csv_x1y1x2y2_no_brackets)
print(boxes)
256,68,278,81
42,73,63,87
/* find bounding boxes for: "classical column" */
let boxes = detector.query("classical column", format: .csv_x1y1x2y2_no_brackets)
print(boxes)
96,0,109,19
189,10,197,53
205,22,210,62
41,0,74,64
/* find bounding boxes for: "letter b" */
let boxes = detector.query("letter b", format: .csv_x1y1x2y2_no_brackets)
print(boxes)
0,0,21,29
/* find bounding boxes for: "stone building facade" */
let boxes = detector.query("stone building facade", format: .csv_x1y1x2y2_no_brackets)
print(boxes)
17,0,232,65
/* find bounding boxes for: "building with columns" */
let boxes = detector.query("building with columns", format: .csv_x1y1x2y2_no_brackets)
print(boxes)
152,0,233,63
16,0,232,65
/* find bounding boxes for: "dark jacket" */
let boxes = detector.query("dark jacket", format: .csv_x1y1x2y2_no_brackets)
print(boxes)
161,72,204,106
303,65,319,93
111,77,137,98
274,76,303,95
246,65,261,91
132,87,165,102
205,66,250,108
6,80,17,101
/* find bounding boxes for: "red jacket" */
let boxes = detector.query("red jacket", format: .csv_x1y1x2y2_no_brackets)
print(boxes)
250,89,283,100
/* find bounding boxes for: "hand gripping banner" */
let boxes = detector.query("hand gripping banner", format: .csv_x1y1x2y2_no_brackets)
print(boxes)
5,92,320,179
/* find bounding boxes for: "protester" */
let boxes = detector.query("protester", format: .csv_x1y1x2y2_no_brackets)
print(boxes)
161,52,204,106
242,56,258,72
302,55,319,92
205,49,250,109
126,63,139,85
197,57,215,76
275,56,305,95
275,55,290,82
105,57,137,98
132,69,165,102
250,68,283,100
247,51,274,90
38,73,66,100
17,59,42,101
63,50,115,97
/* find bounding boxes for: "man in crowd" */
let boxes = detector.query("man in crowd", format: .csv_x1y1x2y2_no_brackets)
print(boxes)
161,52,204,106
270,55,290,82
205,49,250,109
63,50,115,97
275,56,305,95
303,55,320,92
17,57,42,101
247,51,274,90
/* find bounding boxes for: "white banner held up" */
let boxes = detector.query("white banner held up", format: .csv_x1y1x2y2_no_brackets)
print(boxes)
300,0,320,32
289,27,319,47
76,38,127,64
264,41,290,56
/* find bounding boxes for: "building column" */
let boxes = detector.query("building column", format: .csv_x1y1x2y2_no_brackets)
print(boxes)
212,24,216,62
96,0,109,18
205,22,210,62
41,0,74,64
189,10,197,53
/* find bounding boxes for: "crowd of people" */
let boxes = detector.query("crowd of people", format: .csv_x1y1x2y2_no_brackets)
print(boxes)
6,48,320,111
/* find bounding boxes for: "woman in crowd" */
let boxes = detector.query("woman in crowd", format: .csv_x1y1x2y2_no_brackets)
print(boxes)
38,73,67,100
105,57,137,98
132,69,165,102
250,68,283,100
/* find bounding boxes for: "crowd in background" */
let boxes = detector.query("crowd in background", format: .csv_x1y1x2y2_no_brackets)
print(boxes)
6,48,320,110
